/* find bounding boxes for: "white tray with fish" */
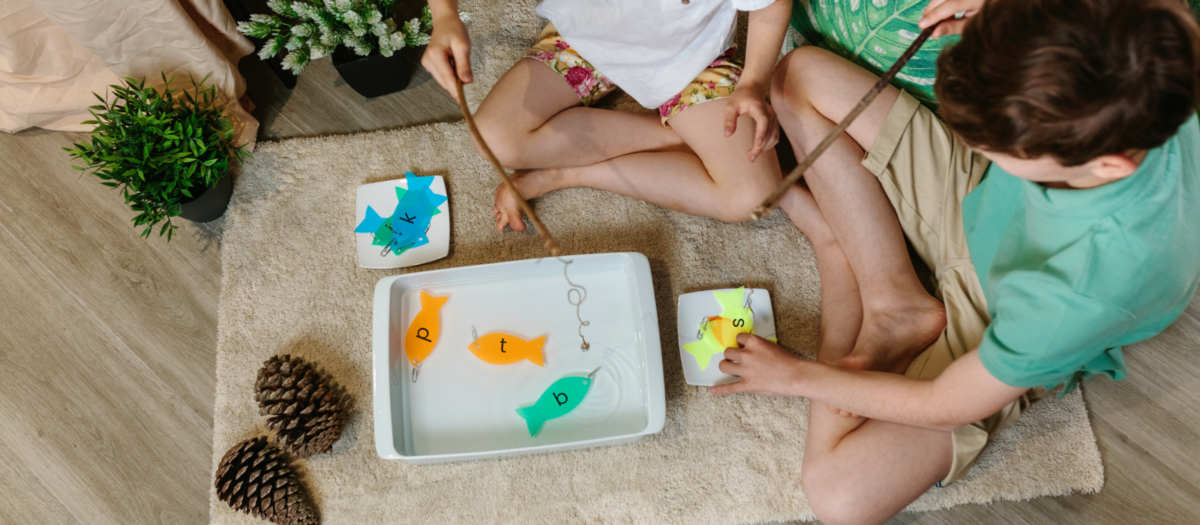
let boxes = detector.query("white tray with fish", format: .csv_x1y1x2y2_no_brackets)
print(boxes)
371,252,666,464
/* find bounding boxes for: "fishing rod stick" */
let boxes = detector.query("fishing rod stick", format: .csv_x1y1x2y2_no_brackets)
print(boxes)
452,68,561,256
750,22,942,220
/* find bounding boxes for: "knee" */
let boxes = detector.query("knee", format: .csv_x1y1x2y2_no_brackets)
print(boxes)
473,109,530,169
770,46,828,115
710,171,780,223
802,463,883,525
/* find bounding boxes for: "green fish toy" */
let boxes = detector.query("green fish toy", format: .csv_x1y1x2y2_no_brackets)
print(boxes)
515,368,600,437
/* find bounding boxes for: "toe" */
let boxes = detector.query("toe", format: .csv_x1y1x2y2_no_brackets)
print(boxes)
509,213,527,232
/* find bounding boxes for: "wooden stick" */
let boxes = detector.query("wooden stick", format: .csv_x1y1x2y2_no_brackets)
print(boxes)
750,23,941,220
453,75,561,256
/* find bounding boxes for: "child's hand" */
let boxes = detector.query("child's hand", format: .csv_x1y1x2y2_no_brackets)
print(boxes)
709,333,803,397
919,0,985,37
421,13,473,101
724,83,779,163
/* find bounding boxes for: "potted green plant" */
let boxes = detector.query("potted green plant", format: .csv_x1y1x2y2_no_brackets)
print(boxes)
65,75,250,240
238,0,469,98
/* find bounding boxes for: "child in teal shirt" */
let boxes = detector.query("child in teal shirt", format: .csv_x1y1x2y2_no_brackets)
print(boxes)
715,0,1200,523
966,115,1200,392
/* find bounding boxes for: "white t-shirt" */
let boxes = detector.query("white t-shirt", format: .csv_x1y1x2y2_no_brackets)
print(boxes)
535,0,778,108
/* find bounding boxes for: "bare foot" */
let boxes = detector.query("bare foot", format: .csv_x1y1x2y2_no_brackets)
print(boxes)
837,298,946,375
492,168,567,232
492,174,529,232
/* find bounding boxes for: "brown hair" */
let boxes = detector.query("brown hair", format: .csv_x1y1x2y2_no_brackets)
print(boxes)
936,0,1200,166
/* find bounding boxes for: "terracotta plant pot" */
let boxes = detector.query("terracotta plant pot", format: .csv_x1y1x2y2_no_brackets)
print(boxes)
179,174,234,223
332,44,426,98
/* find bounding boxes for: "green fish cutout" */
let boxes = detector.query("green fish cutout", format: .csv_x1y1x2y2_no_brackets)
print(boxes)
515,368,599,437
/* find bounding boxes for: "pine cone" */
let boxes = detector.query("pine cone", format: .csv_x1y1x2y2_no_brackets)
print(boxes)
255,355,346,459
214,437,318,525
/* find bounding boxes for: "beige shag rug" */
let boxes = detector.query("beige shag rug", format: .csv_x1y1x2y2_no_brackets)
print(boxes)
210,1,1103,522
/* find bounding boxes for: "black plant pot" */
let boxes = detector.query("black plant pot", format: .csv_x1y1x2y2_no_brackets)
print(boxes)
179,174,234,223
332,44,426,98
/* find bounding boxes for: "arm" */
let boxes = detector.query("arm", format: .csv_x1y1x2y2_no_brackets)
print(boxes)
919,0,986,37
711,334,1028,431
421,0,472,101
725,0,791,162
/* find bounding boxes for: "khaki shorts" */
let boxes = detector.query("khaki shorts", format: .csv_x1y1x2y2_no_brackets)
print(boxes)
864,91,1030,487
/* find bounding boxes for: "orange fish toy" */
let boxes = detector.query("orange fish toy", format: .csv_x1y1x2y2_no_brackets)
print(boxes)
404,291,449,381
468,330,546,367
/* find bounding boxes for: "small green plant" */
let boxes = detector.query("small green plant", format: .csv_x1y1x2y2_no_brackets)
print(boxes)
238,1,469,75
65,75,249,241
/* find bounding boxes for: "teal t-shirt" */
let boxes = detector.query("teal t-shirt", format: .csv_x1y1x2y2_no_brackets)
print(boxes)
962,115,1200,393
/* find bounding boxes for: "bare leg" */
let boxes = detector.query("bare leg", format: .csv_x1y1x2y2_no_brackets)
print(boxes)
801,410,953,525
472,59,687,169
492,99,782,230
780,183,869,417
780,183,862,364
772,46,945,375
769,46,956,525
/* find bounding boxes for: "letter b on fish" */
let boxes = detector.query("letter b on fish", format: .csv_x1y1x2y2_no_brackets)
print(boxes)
554,392,568,406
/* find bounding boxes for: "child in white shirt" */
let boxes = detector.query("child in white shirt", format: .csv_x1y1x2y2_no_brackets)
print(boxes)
423,0,791,231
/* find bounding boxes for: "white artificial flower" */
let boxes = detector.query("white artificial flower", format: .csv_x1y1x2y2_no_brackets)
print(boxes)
371,21,388,37
412,33,430,46
292,23,316,37
458,9,471,23
335,0,353,12
281,50,309,74
366,9,382,24
343,11,361,25
403,17,420,37
266,0,292,16
237,21,271,39
389,32,406,50
249,14,272,24
378,36,394,57
310,43,332,60
258,40,277,60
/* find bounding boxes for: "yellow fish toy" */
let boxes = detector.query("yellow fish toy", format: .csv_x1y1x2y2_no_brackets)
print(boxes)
404,291,449,381
468,331,546,367
683,287,759,370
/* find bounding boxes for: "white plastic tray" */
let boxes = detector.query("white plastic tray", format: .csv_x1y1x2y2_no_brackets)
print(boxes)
372,252,666,464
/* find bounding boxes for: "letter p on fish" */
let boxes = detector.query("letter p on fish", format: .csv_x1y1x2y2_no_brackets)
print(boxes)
404,291,449,367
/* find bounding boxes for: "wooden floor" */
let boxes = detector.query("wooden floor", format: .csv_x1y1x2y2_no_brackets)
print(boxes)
1,53,1198,525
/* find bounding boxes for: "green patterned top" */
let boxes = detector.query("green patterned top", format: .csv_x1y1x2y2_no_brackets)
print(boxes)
792,0,1200,110
790,0,955,109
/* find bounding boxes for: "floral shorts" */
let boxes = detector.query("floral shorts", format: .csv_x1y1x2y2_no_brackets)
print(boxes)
525,24,743,125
